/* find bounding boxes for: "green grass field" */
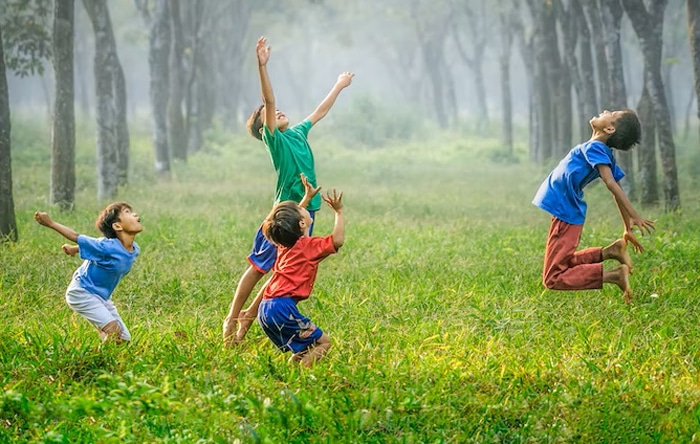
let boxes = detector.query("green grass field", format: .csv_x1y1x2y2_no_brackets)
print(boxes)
2,120,700,442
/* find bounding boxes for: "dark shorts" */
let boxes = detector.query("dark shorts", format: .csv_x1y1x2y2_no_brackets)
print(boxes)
247,210,315,273
258,297,323,354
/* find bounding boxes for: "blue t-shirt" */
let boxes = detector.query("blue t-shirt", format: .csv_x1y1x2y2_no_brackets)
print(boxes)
532,140,625,225
262,120,321,211
72,235,140,300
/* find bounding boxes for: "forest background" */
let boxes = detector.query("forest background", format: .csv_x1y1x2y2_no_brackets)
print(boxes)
2,0,700,441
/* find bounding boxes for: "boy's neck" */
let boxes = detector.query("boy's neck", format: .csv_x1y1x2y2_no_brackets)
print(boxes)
117,233,136,252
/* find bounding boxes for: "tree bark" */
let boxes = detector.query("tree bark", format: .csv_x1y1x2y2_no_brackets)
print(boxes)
572,0,598,140
582,1,610,111
599,0,634,199
688,0,700,142
142,0,172,175
168,0,186,161
636,81,659,206
51,0,76,211
82,0,119,200
0,24,17,242
498,6,514,154
623,0,680,211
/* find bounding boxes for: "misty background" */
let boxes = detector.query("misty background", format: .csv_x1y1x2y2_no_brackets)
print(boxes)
7,0,694,135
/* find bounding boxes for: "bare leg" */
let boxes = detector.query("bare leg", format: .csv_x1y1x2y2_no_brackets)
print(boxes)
603,264,632,305
235,280,269,342
602,238,633,273
223,266,264,346
293,333,331,368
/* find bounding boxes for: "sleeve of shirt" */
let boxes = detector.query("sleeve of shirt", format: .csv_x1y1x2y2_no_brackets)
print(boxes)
77,235,106,261
583,141,626,182
292,120,312,138
306,235,337,262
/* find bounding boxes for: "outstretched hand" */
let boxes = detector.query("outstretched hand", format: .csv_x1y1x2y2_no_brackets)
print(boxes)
300,173,321,202
623,230,644,254
322,189,344,212
256,36,270,66
34,211,53,227
629,216,655,236
336,72,354,88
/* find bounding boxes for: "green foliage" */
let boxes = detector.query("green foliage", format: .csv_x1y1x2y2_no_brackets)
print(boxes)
2,117,700,441
326,94,426,148
0,0,52,77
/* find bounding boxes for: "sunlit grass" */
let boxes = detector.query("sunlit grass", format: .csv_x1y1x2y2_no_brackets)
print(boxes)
2,119,699,442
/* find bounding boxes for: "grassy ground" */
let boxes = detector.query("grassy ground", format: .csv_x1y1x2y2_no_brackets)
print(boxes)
1,120,700,442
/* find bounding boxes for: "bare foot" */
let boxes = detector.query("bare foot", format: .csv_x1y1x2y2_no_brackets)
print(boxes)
604,238,633,274
235,310,256,342
605,264,632,305
222,316,238,347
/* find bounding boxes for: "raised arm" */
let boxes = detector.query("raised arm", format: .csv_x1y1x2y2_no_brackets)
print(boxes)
298,173,321,209
597,165,655,252
256,37,277,133
34,212,79,243
305,72,354,126
322,189,344,249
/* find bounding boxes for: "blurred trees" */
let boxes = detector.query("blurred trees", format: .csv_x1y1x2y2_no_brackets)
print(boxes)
51,0,75,211
83,0,129,199
0,0,52,242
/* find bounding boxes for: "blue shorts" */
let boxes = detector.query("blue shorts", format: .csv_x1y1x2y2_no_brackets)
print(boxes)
247,211,315,273
258,297,323,354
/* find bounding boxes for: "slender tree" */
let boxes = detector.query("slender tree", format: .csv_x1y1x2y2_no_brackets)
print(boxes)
688,0,700,142
168,0,186,161
622,0,681,211
51,0,76,211
498,2,515,154
136,0,172,175
599,0,634,198
0,24,16,242
0,0,52,242
82,0,119,200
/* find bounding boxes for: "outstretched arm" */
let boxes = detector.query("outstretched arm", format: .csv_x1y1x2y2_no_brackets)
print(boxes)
34,212,79,243
256,37,277,133
305,72,354,126
597,165,655,252
322,189,344,249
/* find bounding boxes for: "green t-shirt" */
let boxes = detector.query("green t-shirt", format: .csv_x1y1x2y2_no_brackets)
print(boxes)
262,120,321,211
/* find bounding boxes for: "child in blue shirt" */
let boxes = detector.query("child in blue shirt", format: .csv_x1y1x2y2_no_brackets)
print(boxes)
532,109,655,303
34,202,142,342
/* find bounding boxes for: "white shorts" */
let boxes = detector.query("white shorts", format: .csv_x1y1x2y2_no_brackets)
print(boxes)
65,280,131,341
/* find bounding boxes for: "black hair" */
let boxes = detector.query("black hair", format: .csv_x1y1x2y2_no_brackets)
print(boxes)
262,201,303,248
246,105,265,141
606,109,641,151
96,202,131,239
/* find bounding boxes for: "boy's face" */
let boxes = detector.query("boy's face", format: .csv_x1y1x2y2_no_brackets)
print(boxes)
589,110,623,133
115,207,143,235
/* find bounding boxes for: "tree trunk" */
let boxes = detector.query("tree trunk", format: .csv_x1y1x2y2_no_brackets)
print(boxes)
499,7,514,154
582,1,610,111
82,0,119,200
0,24,17,242
599,0,634,199
149,0,172,175
637,81,659,206
572,0,598,139
623,0,680,211
688,0,700,142
168,0,186,161
51,0,76,211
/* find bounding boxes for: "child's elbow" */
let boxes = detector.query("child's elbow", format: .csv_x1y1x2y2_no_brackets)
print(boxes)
333,237,344,250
